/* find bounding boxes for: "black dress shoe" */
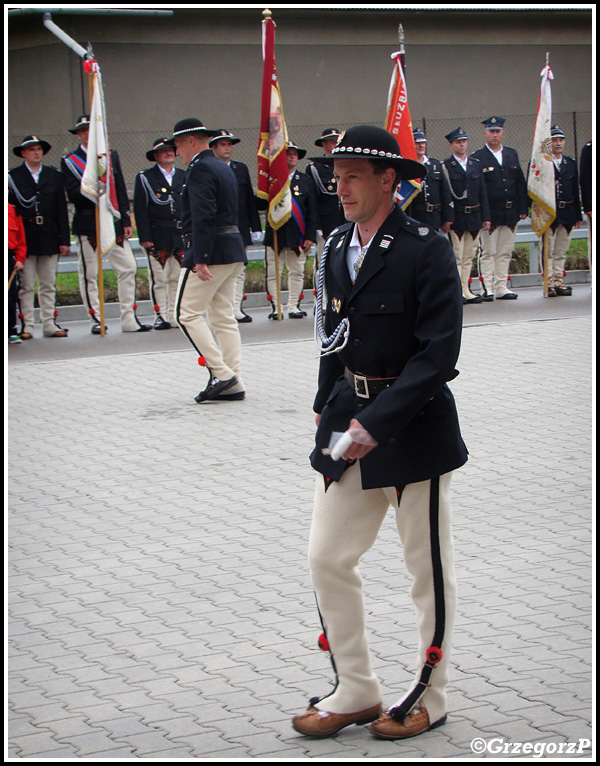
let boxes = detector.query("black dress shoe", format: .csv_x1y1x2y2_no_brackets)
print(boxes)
497,292,518,300
216,391,246,401
194,376,238,403
91,323,107,335
154,316,172,330
481,293,494,302
463,295,483,304
268,311,284,320
136,323,153,332
288,310,307,318
555,284,572,296
236,311,253,323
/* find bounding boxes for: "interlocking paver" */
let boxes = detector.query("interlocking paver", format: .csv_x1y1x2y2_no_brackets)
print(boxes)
8,314,592,758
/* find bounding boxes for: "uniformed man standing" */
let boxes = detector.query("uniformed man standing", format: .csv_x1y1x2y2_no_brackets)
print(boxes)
9,136,70,339
442,127,491,304
407,129,454,233
61,115,151,334
470,117,528,301
173,117,247,402
546,125,583,296
264,141,317,319
133,138,185,329
209,129,263,323
292,125,467,741
305,128,346,252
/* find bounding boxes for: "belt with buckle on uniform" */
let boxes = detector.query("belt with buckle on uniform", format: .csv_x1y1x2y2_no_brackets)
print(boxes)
558,200,574,208
22,215,44,225
344,368,397,399
462,203,481,214
216,225,239,236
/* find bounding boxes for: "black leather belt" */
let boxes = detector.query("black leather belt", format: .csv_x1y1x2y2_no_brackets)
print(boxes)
216,225,239,236
558,200,574,208
344,368,397,399
22,215,44,225
462,203,481,214
150,219,182,229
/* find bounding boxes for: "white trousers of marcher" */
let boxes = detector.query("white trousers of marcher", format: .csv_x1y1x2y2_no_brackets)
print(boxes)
147,253,181,324
479,225,517,297
18,254,61,336
176,263,244,387
448,230,480,300
233,264,249,319
265,246,307,312
545,225,574,280
309,463,456,724
77,235,139,331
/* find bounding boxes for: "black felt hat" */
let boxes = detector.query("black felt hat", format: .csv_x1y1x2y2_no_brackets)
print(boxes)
209,129,241,146
146,137,176,162
309,125,423,180
68,114,91,134
315,128,342,147
287,140,306,159
172,117,216,139
13,135,52,157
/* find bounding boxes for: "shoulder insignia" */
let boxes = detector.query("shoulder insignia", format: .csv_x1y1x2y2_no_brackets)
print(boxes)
418,227,430,236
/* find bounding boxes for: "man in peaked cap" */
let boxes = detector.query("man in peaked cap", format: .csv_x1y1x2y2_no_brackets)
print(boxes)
406,128,454,233
470,117,528,301
133,138,186,329
292,125,467,741
209,129,263,323
442,127,491,304
9,135,70,339
173,118,248,402
263,140,318,319
60,115,152,334
545,125,583,296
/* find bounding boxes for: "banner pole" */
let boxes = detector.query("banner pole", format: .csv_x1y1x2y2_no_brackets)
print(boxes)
543,231,549,298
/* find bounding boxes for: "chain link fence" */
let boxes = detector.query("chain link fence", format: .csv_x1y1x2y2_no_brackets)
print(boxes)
8,111,592,202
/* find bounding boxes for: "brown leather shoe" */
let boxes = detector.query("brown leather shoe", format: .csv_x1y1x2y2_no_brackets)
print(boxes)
292,702,382,738
370,701,446,740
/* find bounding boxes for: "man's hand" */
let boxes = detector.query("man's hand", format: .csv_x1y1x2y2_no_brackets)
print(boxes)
59,245,71,257
341,419,377,461
123,226,133,239
303,240,315,254
140,241,154,249
194,263,213,282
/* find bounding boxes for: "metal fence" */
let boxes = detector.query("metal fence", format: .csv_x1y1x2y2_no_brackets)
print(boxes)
8,111,592,201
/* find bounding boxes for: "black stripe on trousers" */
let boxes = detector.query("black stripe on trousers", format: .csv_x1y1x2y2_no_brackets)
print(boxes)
390,476,446,722
175,267,213,377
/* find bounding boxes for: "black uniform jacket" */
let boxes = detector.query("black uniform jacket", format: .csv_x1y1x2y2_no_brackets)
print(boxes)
311,205,468,490
229,160,262,247
469,145,528,226
133,165,186,250
443,155,490,233
407,158,454,231
181,149,247,269
579,141,592,215
61,146,131,238
264,170,318,249
305,160,346,237
554,155,582,227
8,164,70,255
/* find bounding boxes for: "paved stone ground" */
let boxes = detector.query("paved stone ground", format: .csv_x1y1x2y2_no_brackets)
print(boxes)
7,315,593,760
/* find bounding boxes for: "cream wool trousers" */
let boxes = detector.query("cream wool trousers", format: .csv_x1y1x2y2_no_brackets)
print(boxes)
308,463,456,724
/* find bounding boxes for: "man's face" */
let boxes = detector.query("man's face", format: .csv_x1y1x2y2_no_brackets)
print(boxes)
76,127,90,147
154,147,175,167
287,148,299,173
21,144,44,164
484,128,503,148
212,138,233,162
415,141,427,158
321,138,337,157
334,158,395,225
174,135,195,166
450,138,468,158
551,137,565,156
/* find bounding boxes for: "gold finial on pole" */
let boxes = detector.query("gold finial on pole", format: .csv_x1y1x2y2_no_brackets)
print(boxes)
263,8,272,20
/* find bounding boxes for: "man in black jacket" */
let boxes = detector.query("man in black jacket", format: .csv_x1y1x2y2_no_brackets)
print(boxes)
263,141,317,319
406,128,454,233
470,117,528,301
546,125,583,296
443,127,490,304
210,129,263,323
61,115,151,334
133,138,185,329
173,118,248,402
9,135,70,338
292,126,467,741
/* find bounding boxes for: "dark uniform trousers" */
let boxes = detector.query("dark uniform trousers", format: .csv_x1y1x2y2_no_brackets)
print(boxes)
264,170,318,314
442,156,490,300
175,149,247,387
547,156,582,285
469,146,528,297
133,165,186,324
61,147,142,331
8,164,70,336
309,206,468,721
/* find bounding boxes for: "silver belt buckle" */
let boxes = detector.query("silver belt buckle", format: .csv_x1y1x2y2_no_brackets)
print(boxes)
36,215,44,225
354,374,370,399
